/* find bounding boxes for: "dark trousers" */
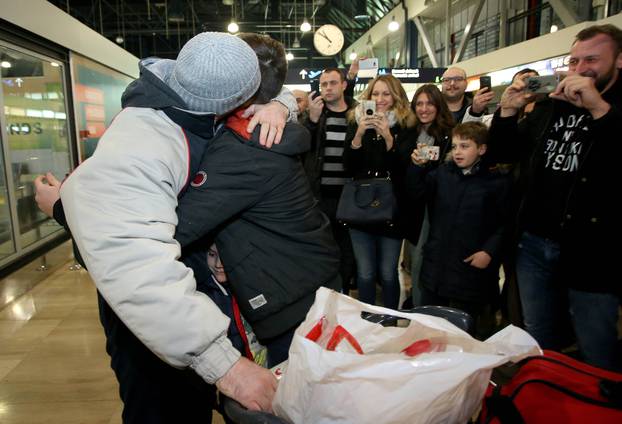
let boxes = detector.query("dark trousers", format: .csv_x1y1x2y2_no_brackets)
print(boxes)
260,326,297,368
97,293,217,424
419,286,497,340
320,194,356,293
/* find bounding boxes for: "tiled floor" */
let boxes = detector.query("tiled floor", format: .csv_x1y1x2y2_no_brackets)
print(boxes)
0,261,230,424
0,247,414,424
0,262,123,423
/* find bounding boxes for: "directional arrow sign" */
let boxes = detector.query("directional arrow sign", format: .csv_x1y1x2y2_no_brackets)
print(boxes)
299,69,308,80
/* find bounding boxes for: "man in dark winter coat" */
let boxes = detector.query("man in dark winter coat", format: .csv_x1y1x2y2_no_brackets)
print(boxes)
488,24,622,371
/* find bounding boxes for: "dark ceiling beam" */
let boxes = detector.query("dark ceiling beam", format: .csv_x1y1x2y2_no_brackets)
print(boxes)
96,0,162,34
368,1,386,19
326,4,365,44
47,0,384,60
104,24,366,37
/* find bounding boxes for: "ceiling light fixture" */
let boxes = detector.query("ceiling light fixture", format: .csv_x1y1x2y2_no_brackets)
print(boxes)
388,16,399,32
286,52,294,61
0,61,12,69
228,21,239,33
349,51,357,60
228,2,239,34
301,0,311,32
115,35,124,44
550,25,559,33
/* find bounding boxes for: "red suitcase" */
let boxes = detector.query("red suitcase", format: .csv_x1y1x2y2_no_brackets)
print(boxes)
480,350,622,423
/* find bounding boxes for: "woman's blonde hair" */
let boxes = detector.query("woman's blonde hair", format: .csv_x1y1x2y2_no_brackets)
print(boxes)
348,74,416,128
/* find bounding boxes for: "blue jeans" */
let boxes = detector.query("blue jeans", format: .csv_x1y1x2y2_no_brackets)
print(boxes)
517,232,621,370
516,232,565,349
569,289,621,371
349,228,402,309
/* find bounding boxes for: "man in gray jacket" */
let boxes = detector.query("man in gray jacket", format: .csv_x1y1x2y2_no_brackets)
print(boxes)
60,32,292,422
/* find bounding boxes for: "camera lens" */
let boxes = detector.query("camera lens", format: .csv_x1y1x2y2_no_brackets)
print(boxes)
366,109,373,115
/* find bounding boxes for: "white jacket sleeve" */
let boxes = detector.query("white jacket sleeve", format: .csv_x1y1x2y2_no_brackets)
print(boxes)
273,86,298,122
60,108,240,384
461,105,493,127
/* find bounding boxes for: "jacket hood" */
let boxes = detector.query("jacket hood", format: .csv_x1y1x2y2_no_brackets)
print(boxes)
243,122,311,157
121,58,189,110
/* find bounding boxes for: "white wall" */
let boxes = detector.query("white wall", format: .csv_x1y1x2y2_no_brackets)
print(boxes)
0,0,139,78
346,0,621,77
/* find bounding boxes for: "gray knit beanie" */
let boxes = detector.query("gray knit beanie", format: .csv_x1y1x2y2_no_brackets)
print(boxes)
166,32,261,114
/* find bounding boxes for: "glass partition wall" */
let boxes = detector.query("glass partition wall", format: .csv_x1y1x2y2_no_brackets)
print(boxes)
0,41,72,266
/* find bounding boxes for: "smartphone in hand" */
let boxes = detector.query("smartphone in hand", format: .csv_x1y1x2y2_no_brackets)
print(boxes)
479,75,491,90
310,79,321,99
358,58,379,78
420,145,440,161
361,100,376,116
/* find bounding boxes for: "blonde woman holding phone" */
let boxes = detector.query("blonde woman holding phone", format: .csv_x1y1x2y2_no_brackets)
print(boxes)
343,74,416,308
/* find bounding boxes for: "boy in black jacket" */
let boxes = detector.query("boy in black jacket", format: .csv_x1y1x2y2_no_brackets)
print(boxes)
407,122,510,339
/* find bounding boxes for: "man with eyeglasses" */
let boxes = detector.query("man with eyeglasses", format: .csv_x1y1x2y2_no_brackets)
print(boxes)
441,67,494,123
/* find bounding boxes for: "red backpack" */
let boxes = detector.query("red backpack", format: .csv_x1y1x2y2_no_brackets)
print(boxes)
480,350,622,424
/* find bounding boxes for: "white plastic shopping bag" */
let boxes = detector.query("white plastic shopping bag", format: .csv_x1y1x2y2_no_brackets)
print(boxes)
273,287,541,424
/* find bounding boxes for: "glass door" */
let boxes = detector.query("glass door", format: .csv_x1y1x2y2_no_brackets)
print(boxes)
0,42,71,255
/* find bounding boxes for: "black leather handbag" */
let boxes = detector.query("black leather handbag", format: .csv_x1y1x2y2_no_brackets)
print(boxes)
336,177,397,225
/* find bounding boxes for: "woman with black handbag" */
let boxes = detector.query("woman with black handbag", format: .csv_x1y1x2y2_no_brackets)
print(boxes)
340,74,416,309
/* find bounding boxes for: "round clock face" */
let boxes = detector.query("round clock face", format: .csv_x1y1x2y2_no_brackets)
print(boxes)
313,24,345,56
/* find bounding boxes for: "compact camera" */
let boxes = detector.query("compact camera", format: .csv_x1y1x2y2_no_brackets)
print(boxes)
525,75,559,94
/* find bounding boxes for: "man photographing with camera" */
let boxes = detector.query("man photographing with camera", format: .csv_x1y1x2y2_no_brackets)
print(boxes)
488,24,622,371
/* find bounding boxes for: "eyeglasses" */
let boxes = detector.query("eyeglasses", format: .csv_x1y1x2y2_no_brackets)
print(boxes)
441,76,466,84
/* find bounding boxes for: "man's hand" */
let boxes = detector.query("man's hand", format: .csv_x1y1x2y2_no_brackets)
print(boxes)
499,79,535,117
34,172,61,218
464,251,492,269
549,72,611,119
243,102,287,148
308,93,324,123
215,357,278,413
471,87,495,114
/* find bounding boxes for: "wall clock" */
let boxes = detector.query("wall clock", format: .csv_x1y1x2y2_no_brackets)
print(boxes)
313,24,344,56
